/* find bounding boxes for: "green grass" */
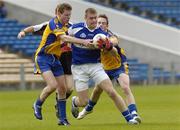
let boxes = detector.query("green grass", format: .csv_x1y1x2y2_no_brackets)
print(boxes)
0,85,180,130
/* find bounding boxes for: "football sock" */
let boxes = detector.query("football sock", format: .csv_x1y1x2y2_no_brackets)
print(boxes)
58,99,67,121
35,98,43,106
122,110,132,122
85,100,96,112
128,104,137,114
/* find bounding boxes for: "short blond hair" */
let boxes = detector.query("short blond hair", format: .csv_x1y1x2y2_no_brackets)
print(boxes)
85,8,97,17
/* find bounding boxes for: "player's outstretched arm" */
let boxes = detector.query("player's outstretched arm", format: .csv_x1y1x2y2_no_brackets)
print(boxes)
17,21,48,39
17,26,34,39
59,34,92,47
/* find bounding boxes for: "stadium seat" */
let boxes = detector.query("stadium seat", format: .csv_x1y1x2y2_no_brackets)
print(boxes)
0,16,176,85
85,0,180,28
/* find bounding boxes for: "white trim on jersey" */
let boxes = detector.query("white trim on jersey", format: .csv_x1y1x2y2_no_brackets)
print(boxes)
68,26,83,36
84,22,98,32
33,21,49,32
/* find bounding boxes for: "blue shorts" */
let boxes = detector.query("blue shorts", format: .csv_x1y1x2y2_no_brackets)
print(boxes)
105,65,129,80
34,53,64,77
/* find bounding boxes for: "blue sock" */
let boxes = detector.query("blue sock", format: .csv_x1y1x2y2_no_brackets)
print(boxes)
85,100,96,112
122,110,132,122
58,99,66,121
35,99,43,106
128,104,137,114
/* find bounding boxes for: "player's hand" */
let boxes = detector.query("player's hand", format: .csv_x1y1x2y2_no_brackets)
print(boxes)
82,39,93,47
17,31,26,39
104,38,113,51
97,38,105,49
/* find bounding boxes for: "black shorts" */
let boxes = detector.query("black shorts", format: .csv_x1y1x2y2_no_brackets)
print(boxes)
59,51,72,75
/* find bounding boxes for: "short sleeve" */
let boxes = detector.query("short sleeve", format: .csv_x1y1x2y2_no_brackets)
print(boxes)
33,21,48,32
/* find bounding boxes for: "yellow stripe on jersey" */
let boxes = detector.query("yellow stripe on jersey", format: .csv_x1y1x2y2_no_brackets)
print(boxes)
35,17,68,57
120,48,126,55
54,28,66,36
124,63,129,74
34,56,41,74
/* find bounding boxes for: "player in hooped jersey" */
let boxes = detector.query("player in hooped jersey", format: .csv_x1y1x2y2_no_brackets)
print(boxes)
77,14,141,123
69,8,138,124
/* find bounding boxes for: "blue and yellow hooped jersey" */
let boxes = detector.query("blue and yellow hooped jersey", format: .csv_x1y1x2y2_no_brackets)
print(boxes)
35,17,71,57
101,45,128,72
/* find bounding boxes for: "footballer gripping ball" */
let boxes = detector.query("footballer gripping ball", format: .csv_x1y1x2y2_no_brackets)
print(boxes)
92,33,107,48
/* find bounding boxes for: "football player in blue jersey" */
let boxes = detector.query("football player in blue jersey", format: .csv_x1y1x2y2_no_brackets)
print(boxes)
18,3,91,126
69,8,138,124
77,14,141,123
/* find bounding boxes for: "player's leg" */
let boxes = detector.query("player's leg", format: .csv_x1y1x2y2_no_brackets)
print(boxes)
59,51,73,98
55,74,73,117
77,86,103,119
33,54,58,120
71,64,89,118
89,86,103,103
55,75,70,126
79,63,137,124
117,73,141,123
52,59,70,126
71,83,89,118
55,74,73,119
71,89,89,118
55,52,73,120
33,71,58,120
64,74,74,98
98,79,138,124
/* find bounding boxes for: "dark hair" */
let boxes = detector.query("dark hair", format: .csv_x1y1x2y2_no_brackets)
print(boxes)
98,14,109,25
56,3,72,14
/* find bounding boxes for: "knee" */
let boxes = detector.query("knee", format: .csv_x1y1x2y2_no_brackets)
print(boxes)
49,81,58,90
58,85,67,95
121,85,131,95
119,78,131,95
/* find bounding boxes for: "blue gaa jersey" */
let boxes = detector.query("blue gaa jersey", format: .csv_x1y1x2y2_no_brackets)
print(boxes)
68,22,107,65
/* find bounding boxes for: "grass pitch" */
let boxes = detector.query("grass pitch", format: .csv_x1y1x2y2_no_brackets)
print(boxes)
0,85,180,130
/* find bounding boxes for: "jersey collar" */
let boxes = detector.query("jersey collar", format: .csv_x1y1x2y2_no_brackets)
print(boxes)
84,22,98,32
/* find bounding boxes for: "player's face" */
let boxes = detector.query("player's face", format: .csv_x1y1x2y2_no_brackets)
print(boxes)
59,10,71,25
85,13,97,29
97,17,108,32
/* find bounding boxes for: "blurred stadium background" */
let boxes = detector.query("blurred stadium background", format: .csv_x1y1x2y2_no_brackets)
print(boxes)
0,0,180,130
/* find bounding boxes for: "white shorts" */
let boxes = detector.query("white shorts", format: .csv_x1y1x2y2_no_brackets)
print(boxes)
71,63,109,92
